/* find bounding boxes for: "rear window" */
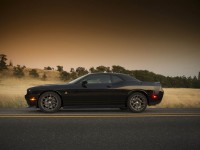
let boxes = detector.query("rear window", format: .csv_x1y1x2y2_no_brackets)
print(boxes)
112,75,123,83
119,74,140,82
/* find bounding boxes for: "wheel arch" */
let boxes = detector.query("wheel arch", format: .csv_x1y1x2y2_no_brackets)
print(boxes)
37,90,63,108
127,90,149,105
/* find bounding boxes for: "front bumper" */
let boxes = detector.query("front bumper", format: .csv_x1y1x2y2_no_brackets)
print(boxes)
25,94,39,107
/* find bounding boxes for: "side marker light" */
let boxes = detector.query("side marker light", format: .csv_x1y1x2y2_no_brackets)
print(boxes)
30,97,37,101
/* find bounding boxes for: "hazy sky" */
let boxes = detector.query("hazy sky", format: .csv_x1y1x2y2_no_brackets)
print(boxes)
0,0,200,77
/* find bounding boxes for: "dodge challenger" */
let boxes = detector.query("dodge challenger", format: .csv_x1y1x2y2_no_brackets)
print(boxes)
25,73,164,113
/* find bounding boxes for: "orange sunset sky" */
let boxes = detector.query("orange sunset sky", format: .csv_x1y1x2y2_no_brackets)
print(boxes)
0,0,200,77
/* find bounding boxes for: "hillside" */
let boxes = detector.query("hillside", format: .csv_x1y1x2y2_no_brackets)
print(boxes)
1,65,200,88
0,66,60,81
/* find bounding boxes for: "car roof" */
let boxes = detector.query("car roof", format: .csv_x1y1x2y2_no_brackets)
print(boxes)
89,72,126,76
88,72,140,82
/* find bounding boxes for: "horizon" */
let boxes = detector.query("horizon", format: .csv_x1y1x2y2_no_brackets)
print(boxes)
1,0,200,77
2,58,199,78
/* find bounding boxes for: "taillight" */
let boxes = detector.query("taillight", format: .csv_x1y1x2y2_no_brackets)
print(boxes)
152,94,158,99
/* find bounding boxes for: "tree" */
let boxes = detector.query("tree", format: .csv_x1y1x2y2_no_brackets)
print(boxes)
96,66,110,73
29,69,39,78
106,67,111,72
70,68,75,72
89,67,96,73
13,65,25,78
198,72,200,80
0,54,8,71
22,65,26,69
44,66,52,70
57,65,63,72
70,68,77,79
60,71,70,81
112,65,126,73
192,76,200,88
76,67,88,77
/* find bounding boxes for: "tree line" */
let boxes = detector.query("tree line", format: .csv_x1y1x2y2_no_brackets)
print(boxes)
57,65,200,88
1,54,200,88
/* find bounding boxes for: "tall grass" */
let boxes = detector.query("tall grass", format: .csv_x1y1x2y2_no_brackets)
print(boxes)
0,76,63,108
151,88,200,108
0,94,26,108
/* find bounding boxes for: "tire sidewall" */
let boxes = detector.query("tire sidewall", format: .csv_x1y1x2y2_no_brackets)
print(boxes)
127,92,147,113
38,92,61,113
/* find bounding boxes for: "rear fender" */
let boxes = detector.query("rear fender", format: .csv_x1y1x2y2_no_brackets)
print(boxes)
127,90,150,105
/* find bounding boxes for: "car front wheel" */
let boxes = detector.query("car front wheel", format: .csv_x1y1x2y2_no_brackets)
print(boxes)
127,92,147,113
38,92,61,113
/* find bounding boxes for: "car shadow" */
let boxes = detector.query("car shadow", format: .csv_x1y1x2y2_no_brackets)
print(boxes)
26,107,154,114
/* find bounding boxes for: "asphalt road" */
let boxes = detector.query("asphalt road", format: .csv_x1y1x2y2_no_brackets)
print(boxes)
0,108,200,150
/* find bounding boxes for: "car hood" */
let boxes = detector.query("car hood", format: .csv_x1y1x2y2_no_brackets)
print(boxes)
29,83,71,91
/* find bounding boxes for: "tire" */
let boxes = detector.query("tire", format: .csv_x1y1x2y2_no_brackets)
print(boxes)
38,92,61,113
127,92,147,113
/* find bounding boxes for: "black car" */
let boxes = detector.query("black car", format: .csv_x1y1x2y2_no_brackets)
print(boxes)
25,73,164,113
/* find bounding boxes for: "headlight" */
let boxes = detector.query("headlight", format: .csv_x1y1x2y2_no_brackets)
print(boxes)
27,89,31,94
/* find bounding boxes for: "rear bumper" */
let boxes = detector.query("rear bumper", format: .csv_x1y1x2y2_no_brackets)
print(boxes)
148,91,164,106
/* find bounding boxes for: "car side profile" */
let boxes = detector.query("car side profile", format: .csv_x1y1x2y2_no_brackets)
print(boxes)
25,73,164,113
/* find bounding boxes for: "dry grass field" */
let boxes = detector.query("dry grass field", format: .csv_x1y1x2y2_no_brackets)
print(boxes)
152,88,200,108
0,77,63,108
0,69,63,108
0,73,200,108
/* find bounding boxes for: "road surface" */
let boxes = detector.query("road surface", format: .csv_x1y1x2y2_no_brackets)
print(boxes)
0,108,200,150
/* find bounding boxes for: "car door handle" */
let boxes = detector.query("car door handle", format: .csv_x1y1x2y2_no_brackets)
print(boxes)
107,85,112,88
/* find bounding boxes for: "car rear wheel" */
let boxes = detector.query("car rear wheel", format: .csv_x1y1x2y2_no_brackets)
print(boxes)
38,92,61,113
127,92,147,113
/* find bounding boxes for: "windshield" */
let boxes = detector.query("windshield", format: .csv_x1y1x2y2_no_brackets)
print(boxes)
68,74,88,84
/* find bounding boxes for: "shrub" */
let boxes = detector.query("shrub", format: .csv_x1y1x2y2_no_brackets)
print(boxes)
60,71,70,81
57,66,63,72
44,66,53,70
29,69,39,78
0,54,8,71
13,65,25,78
42,73,47,81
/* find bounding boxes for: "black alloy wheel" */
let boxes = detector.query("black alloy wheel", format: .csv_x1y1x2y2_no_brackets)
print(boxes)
127,92,147,113
38,92,61,113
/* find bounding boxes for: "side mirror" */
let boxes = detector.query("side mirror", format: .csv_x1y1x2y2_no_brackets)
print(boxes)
82,80,88,87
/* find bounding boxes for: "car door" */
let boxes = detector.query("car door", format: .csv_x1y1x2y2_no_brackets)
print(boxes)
63,74,113,106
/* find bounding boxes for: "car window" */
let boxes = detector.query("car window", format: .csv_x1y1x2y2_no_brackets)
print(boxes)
85,74,111,84
68,74,88,84
112,75,123,83
120,74,140,82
